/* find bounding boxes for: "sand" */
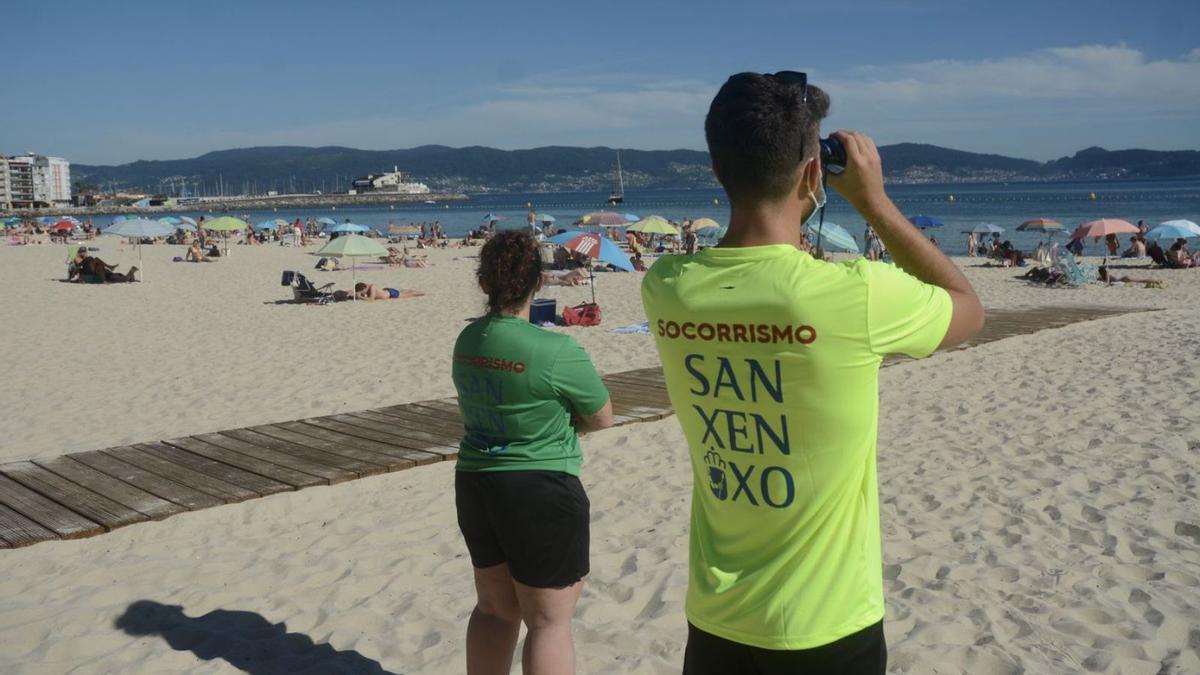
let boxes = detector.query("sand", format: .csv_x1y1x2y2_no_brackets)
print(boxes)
0,240,1198,674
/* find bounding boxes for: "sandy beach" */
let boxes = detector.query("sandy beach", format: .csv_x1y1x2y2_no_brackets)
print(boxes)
1,240,1198,674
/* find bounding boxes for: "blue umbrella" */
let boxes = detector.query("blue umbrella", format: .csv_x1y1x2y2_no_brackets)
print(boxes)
538,214,556,223
482,213,504,223
807,222,860,253
547,231,633,271
327,222,369,233
104,218,175,238
159,216,181,225
909,215,944,229
1146,221,1200,240
963,223,1004,234
623,213,640,222
254,220,278,231
317,217,336,226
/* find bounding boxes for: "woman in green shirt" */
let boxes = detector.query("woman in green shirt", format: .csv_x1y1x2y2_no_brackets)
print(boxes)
453,230,613,675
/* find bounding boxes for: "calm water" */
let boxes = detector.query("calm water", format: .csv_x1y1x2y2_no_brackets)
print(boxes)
87,178,1199,256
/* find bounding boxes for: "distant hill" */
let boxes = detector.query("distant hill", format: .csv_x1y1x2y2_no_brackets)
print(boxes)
72,143,1200,194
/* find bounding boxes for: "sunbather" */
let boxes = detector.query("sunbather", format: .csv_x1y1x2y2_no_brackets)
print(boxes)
1098,264,1164,288
1167,239,1195,268
352,282,424,301
542,268,589,286
186,242,216,263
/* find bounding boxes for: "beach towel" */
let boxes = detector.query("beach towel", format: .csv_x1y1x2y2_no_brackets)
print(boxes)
609,322,650,334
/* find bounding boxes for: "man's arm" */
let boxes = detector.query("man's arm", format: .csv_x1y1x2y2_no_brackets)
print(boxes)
574,400,614,434
828,130,985,349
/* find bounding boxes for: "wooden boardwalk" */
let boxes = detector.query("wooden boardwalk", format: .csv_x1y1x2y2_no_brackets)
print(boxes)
0,306,1150,549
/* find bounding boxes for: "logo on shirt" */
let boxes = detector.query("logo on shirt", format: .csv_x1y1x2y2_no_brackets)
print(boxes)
454,353,527,374
704,449,728,500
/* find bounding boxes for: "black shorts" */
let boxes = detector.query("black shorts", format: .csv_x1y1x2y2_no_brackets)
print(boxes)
683,620,886,675
455,470,590,589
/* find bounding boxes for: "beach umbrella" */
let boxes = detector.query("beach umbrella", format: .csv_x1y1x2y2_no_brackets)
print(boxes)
273,219,290,227
1146,221,1200,240
327,222,369,233
623,213,640,222
909,215,944,229
39,216,58,225
807,222,860,253
962,223,1004,234
179,216,197,226
254,220,277,231
103,218,176,277
313,234,388,301
627,216,679,236
482,213,504,223
318,217,336,226
159,216,181,225
548,230,633,304
1154,219,1200,236
576,211,627,227
691,218,720,231
203,216,249,256
537,214,556,223
1069,218,1138,241
51,220,76,232
1017,218,1066,234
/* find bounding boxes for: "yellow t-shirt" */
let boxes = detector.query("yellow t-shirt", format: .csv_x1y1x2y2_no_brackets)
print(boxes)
641,244,952,650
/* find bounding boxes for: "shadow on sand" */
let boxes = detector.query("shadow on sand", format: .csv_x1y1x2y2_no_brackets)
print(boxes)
115,600,395,674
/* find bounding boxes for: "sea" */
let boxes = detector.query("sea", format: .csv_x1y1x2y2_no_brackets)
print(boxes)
86,178,1200,256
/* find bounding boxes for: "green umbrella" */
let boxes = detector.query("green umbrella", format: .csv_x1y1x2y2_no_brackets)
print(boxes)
314,234,388,301
627,215,679,235
202,216,248,256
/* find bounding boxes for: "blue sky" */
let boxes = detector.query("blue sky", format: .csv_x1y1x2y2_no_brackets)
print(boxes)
2,0,1198,165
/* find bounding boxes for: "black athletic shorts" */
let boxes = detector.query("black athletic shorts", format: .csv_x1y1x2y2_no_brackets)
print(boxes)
455,470,590,589
683,620,886,675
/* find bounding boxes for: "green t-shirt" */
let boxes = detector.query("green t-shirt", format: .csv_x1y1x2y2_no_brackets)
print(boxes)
452,315,609,476
641,245,952,650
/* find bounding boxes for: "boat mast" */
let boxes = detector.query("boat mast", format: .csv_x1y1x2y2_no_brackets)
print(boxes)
616,152,624,195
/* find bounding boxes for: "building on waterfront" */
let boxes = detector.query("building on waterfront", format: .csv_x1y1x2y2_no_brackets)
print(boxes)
350,166,430,195
0,155,10,211
2,153,71,208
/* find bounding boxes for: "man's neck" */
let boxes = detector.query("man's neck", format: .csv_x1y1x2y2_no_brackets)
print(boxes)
717,198,813,249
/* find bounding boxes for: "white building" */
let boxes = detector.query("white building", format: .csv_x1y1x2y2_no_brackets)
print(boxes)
4,153,71,207
0,155,10,211
351,166,431,194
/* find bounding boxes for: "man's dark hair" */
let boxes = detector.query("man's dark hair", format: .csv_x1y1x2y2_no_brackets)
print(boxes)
705,73,830,204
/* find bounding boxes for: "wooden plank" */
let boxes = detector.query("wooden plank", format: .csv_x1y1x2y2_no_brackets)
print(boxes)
234,426,408,473
162,437,325,489
72,449,227,511
299,418,452,462
0,464,138,533
130,442,291,497
604,379,671,398
33,456,183,521
267,421,442,466
609,388,673,411
603,370,668,387
369,405,467,434
340,411,463,447
220,429,389,478
192,432,356,484
404,400,465,422
0,501,57,547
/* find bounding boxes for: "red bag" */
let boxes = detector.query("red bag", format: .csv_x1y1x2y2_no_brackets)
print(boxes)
562,302,602,327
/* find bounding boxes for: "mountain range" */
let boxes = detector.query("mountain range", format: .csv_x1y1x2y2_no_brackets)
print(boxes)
72,143,1200,195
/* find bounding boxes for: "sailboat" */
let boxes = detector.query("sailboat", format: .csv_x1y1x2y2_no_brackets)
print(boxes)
608,151,624,204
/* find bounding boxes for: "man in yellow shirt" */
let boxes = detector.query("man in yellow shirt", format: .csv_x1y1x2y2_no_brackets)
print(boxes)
642,72,984,674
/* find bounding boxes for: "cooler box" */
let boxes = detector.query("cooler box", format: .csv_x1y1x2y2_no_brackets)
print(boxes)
530,298,557,324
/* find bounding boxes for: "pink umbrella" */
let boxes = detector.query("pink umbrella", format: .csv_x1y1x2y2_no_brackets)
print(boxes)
1069,218,1138,241
575,211,627,227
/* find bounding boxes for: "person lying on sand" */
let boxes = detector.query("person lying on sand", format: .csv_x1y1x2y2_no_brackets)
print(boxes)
1098,264,1165,288
68,255,138,283
352,282,425,301
542,268,589,286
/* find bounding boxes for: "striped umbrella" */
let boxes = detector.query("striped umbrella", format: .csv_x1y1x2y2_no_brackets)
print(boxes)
1017,218,1066,233
576,211,627,227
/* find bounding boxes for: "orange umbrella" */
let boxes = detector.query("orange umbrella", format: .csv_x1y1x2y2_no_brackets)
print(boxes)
1069,218,1138,241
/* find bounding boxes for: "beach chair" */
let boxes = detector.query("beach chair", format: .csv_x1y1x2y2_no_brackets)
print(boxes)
282,270,334,304
1057,252,1094,286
